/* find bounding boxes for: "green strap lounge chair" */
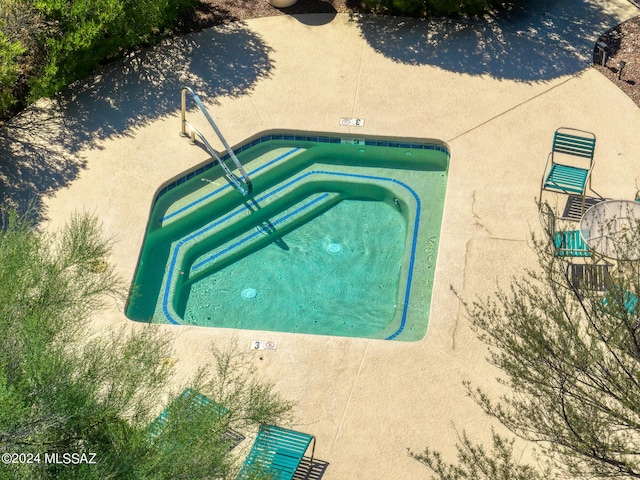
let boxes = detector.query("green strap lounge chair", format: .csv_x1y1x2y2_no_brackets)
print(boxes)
147,388,244,448
148,388,226,437
540,127,596,216
567,263,611,293
603,288,639,316
554,230,590,257
539,203,590,258
237,425,316,480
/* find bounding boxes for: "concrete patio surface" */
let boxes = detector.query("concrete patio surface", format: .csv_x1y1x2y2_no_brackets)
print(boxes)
3,0,640,477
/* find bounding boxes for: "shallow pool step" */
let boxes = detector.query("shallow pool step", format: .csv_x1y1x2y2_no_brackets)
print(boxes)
185,190,343,282
157,146,308,229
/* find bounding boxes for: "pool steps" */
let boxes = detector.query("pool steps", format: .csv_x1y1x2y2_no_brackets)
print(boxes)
155,138,448,232
157,146,308,229
160,168,412,325
186,190,343,283
163,168,395,295
127,134,450,340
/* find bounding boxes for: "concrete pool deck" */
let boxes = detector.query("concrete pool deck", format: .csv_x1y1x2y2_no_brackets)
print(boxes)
4,0,640,477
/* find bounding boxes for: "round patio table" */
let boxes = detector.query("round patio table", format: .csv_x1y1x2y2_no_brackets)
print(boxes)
580,200,640,260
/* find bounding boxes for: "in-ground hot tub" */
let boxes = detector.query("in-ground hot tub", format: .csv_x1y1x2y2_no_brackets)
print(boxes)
126,131,449,341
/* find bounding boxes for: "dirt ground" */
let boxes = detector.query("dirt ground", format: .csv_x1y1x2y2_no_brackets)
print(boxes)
174,0,364,32
593,15,640,108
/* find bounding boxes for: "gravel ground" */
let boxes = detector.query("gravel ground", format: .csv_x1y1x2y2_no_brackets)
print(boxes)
594,16,640,108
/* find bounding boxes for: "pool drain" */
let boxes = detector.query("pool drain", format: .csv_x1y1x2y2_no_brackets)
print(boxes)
327,243,343,255
241,288,257,300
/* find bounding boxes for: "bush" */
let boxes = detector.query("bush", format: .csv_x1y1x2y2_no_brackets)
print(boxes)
0,0,195,118
362,0,497,16
0,29,23,115
427,0,490,16
0,210,294,479
0,0,46,118
362,0,425,16
414,205,640,479
28,0,196,100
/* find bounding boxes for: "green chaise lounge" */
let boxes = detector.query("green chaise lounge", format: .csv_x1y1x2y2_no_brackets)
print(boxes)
148,388,244,448
237,425,316,480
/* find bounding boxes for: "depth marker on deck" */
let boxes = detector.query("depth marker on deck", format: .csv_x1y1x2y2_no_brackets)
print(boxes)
251,340,277,351
339,117,365,127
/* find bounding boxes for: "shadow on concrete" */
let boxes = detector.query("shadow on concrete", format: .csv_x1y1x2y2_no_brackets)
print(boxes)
0,21,273,222
286,1,338,25
353,0,634,81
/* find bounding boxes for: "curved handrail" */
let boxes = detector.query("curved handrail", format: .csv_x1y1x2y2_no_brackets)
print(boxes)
180,87,252,196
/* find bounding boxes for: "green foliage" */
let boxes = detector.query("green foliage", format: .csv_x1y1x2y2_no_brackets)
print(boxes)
361,0,425,16
0,0,195,116
429,0,489,16
143,344,295,479
0,0,46,118
361,0,496,16
195,343,295,429
412,430,557,480
0,27,24,115
0,210,294,479
28,0,195,99
464,240,640,478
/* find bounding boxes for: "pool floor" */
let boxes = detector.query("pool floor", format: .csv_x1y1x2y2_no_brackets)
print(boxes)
183,199,406,336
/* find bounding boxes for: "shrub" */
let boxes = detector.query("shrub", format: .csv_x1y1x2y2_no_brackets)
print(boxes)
0,0,195,115
0,29,23,115
362,0,425,16
0,209,294,479
28,0,194,99
362,0,498,16
427,0,490,16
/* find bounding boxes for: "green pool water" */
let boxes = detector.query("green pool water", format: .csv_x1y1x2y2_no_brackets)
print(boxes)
183,199,405,336
126,133,449,341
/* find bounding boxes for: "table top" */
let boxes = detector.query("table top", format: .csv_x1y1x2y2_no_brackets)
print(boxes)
580,200,640,260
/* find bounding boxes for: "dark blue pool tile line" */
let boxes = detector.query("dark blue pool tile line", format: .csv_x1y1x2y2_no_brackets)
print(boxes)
191,192,332,272
154,135,449,203
161,147,303,224
162,182,230,223
161,169,422,340
229,133,450,154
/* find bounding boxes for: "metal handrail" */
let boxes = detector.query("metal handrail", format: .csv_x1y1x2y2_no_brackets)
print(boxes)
180,86,252,196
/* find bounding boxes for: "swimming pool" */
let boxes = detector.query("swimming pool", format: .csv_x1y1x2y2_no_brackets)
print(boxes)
126,132,449,341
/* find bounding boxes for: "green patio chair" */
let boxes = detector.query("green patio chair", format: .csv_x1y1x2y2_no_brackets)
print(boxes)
566,262,611,293
237,425,316,480
540,127,596,215
602,287,639,316
147,388,244,448
539,203,590,258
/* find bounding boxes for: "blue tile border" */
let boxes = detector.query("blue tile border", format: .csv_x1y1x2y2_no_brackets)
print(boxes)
161,170,421,341
153,134,449,205
160,147,302,224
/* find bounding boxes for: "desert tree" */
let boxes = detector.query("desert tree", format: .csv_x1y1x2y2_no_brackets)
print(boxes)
0,210,293,479
413,203,640,479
